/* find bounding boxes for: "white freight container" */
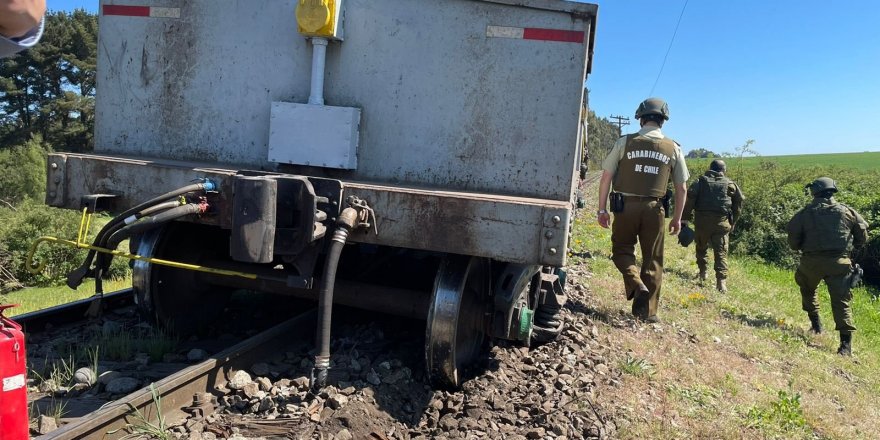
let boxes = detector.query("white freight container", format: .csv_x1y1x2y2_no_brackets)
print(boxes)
45,0,597,387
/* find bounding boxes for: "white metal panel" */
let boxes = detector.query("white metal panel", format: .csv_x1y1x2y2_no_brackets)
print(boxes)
95,0,593,201
268,103,360,169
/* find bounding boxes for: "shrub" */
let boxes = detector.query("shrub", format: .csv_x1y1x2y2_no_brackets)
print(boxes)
0,137,47,204
0,200,130,287
687,159,880,276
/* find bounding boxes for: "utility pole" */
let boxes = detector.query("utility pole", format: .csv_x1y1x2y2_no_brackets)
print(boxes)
608,115,630,133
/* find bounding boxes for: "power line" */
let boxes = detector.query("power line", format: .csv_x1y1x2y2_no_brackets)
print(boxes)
608,115,630,133
649,0,689,97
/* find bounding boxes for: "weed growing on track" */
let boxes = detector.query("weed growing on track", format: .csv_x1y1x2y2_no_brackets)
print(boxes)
28,396,69,428
110,383,172,440
619,354,655,378
49,323,178,364
745,381,811,437
31,354,76,389
87,346,100,384
46,397,68,424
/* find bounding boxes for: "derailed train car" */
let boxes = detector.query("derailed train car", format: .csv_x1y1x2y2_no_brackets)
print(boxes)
44,0,597,388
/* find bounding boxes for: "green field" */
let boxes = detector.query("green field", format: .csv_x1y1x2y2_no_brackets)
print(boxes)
690,151,880,171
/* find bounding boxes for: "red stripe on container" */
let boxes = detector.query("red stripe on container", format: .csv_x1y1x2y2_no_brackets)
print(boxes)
522,28,584,43
102,5,151,17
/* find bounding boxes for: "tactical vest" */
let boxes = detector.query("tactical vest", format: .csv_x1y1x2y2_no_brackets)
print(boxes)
613,135,676,197
800,201,852,253
695,175,732,214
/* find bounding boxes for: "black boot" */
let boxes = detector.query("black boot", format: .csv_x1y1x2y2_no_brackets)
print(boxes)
808,313,822,334
631,289,650,319
837,332,852,356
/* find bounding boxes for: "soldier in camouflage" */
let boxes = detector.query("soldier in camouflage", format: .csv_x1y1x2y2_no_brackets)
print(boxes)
682,159,744,293
597,98,689,322
787,177,868,356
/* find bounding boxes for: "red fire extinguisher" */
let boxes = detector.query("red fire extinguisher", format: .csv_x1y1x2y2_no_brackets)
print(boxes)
0,304,28,440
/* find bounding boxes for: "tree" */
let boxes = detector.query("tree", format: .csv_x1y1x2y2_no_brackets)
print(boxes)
686,148,718,158
585,110,621,169
0,9,97,152
0,136,46,205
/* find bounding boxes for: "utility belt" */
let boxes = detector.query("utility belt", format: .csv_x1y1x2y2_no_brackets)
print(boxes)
611,191,672,218
694,209,733,221
622,194,663,201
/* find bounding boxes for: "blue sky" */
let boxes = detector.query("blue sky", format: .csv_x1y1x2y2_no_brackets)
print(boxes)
54,0,880,156
585,0,880,156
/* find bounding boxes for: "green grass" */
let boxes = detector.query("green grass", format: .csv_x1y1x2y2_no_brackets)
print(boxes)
569,176,880,439
1,277,130,316
619,354,655,378
109,383,173,440
745,382,811,437
688,151,880,171
90,326,178,363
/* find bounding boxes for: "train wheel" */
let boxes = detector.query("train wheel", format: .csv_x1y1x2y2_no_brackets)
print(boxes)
132,222,232,335
494,263,542,345
425,255,491,388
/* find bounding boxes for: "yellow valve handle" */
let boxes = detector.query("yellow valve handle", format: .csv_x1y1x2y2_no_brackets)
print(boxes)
26,236,258,280
296,0,331,33
77,207,94,245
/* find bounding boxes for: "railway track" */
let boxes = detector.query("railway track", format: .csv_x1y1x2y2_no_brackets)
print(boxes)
37,309,316,439
14,289,135,332
15,288,313,439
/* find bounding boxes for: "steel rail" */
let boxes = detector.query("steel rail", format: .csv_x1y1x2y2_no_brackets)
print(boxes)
12,289,135,332
40,309,316,440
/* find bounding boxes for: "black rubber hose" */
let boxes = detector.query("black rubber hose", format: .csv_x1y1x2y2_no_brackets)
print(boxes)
139,199,183,216
105,203,204,252
102,199,183,240
97,182,208,246
91,199,184,276
311,207,359,390
68,182,210,289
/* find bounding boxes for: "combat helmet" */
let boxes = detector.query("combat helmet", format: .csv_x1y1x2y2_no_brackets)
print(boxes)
678,222,695,247
807,177,838,197
635,97,670,120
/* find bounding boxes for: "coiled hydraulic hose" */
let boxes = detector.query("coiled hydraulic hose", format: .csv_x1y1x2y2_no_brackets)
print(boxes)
311,207,360,390
68,181,215,289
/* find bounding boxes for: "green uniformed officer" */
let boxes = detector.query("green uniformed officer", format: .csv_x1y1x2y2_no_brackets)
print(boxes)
786,177,868,355
597,98,689,322
682,159,744,293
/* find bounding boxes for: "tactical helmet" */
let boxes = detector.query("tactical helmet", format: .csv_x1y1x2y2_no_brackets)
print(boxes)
635,97,670,121
807,177,838,197
678,222,695,247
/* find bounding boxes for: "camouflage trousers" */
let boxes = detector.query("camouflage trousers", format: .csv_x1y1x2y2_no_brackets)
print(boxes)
795,254,855,332
694,212,731,280
611,197,665,318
